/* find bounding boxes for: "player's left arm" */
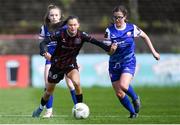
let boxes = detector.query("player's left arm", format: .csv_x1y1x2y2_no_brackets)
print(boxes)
39,38,50,56
139,30,160,60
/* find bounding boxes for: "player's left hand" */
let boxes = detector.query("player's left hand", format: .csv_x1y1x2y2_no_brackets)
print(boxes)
108,43,117,55
44,52,52,61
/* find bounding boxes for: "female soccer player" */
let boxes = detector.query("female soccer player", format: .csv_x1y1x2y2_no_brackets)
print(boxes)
32,15,117,118
104,5,160,118
38,4,77,118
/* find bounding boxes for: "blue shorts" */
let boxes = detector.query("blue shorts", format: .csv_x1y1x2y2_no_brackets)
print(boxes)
45,60,51,65
109,61,136,82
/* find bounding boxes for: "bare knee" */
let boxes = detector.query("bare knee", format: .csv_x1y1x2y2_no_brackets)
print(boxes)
112,82,125,99
116,90,125,99
43,83,55,100
67,83,75,90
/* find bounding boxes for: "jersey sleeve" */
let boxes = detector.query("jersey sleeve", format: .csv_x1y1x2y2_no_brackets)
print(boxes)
82,31,111,52
133,24,142,37
81,31,91,42
104,28,111,40
38,25,45,40
103,28,112,45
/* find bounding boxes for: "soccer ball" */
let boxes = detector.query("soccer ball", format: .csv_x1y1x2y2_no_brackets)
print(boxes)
72,103,90,119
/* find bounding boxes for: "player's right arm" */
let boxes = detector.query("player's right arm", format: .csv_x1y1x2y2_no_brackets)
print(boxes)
39,38,50,56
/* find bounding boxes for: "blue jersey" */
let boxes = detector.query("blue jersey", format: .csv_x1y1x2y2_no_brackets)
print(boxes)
39,24,67,64
105,23,141,82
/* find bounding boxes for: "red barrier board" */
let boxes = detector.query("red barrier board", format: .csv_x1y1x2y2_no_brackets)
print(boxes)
0,55,29,88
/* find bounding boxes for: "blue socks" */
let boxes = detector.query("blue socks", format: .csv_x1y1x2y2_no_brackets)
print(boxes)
46,95,53,109
45,89,78,109
119,95,135,114
70,89,78,105
126,85,138,101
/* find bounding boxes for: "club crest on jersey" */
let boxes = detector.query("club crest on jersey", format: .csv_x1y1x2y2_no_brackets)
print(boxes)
74,38,81,44
127,32,132,37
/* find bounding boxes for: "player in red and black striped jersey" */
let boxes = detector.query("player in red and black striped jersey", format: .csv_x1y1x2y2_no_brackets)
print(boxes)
32,15,117,117
37,4,79,118
41,27,111,70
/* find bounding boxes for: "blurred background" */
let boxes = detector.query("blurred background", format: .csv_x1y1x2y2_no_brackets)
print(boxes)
0,0,180,88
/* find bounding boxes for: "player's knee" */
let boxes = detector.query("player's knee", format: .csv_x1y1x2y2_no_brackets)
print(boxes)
66,81,75,89
43,91,52,100
116,91,125,99
68,84,75,90
45,91,51,96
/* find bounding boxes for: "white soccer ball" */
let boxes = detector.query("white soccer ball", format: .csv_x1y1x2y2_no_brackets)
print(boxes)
72,103,90,119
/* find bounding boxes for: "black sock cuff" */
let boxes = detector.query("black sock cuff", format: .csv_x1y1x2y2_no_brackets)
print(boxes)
76,94,83,103
41,97,48,106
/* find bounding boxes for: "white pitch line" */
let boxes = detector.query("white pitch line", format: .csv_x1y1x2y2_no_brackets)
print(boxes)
0,114,180,118
0,114,69,117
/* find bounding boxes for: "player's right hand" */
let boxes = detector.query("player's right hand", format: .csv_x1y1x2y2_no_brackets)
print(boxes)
108,43,117,55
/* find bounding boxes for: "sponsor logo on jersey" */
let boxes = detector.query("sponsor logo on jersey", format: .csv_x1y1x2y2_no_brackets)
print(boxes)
127,32,132,37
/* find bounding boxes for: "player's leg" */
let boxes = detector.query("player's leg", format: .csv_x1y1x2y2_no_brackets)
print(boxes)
43,64,54,118
120,73,140,113
67,69,83,103
126,85,140,114
32,66,64,118
32,83,56,118
65,75,77,105
112,79,136,118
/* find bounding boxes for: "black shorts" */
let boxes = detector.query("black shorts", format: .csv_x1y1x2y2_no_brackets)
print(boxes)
48,63,78,84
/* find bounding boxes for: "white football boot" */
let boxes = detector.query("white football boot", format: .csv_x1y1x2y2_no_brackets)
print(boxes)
43,108,53,118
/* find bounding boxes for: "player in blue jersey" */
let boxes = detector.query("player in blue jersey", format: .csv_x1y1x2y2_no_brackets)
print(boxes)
38,4,78,118
104,5,160,118
32,15,117,118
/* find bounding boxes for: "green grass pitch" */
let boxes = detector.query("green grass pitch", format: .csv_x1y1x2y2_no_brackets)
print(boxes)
0,86,180,124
